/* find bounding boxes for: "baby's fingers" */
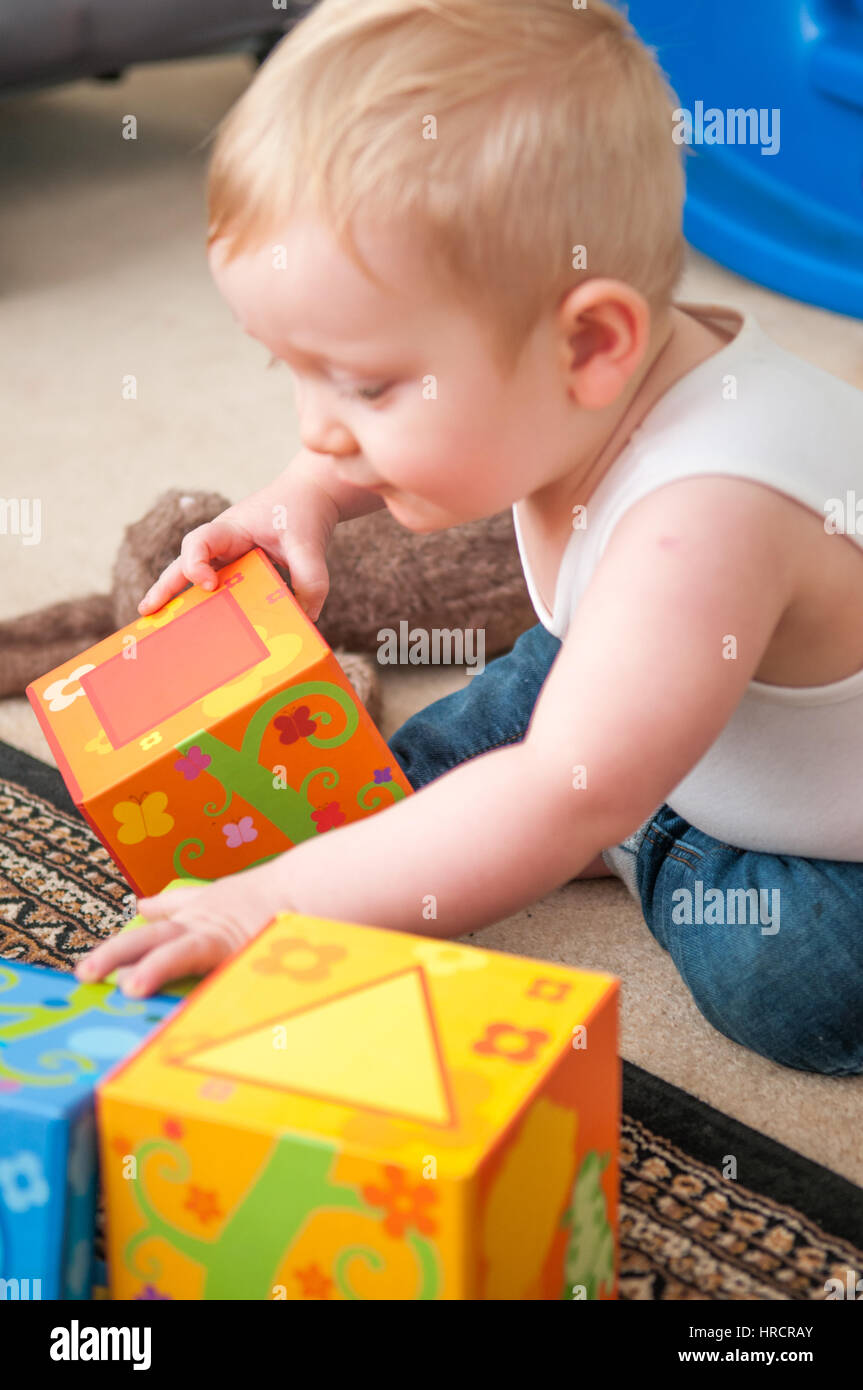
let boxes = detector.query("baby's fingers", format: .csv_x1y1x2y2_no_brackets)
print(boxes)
179,518,256,590
283,536,331,623
136,887,203,919
138,519,251,614
74,919,182,983
138,555,189,614
177,523,233,592
120,933,229,998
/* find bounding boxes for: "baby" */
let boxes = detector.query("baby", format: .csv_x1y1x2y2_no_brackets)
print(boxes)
76,0,863,1076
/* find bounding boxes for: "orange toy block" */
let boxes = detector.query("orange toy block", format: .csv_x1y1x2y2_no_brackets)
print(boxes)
26,549,412,895
97,914,619,1300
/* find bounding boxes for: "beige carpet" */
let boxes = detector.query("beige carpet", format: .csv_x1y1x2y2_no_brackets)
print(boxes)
2,56,862,1188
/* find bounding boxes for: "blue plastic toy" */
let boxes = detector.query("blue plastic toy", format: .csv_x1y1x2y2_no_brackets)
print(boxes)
624,0,863,318
0,961,179,1300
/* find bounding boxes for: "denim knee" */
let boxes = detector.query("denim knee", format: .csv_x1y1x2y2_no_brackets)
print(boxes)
672,932,863,1076
387,698,524,790
640,825,863,1076
387,622,561,791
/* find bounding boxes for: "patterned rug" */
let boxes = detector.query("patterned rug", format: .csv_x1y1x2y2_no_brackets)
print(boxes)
2,738,861,1301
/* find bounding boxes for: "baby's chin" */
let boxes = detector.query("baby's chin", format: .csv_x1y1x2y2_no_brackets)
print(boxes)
381,491,461,533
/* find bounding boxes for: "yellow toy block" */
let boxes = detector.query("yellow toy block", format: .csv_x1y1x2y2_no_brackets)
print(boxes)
26,548,412,896
97,916,619,1300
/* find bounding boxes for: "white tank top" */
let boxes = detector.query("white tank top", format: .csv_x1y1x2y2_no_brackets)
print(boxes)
513,302,863,860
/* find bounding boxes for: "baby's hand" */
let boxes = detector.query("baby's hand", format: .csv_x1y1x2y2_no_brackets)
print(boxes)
138,514,254,614
138,456,340,621
74,862,289,998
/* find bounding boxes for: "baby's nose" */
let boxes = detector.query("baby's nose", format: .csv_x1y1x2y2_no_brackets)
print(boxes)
293,378,357,458
299,416,358,458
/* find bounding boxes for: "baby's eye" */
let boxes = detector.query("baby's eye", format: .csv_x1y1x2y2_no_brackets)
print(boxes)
351,382,391,402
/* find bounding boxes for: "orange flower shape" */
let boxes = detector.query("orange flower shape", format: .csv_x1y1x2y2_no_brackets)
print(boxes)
525,977,572,1003
472,1022,550,1063
294,1263,334,1299
184,1186,222,1225
252,936,346,982
362,1165,438,1239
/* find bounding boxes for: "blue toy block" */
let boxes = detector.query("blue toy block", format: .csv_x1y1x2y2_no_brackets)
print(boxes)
0,960,180,1300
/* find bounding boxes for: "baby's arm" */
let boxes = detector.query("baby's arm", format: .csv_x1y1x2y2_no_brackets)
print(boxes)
283,475,796,936
82,474,798,996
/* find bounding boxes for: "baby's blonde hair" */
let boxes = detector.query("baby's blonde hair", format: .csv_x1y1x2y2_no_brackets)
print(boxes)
207,0,685,372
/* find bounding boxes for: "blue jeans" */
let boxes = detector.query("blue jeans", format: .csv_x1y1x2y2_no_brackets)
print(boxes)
388,623,863,1077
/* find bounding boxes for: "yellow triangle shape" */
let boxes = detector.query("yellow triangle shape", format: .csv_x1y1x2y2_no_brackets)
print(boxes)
176,968,454,1127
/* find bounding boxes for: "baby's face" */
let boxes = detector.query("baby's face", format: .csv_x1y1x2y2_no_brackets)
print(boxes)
208,217,572,531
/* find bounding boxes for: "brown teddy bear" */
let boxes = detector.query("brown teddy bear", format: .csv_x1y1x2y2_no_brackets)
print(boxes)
0,490,536,726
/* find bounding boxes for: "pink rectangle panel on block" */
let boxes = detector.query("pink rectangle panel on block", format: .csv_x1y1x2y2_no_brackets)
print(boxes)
80,589,269,747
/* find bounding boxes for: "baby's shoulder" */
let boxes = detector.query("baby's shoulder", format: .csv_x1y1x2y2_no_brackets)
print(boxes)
618,472,794,538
